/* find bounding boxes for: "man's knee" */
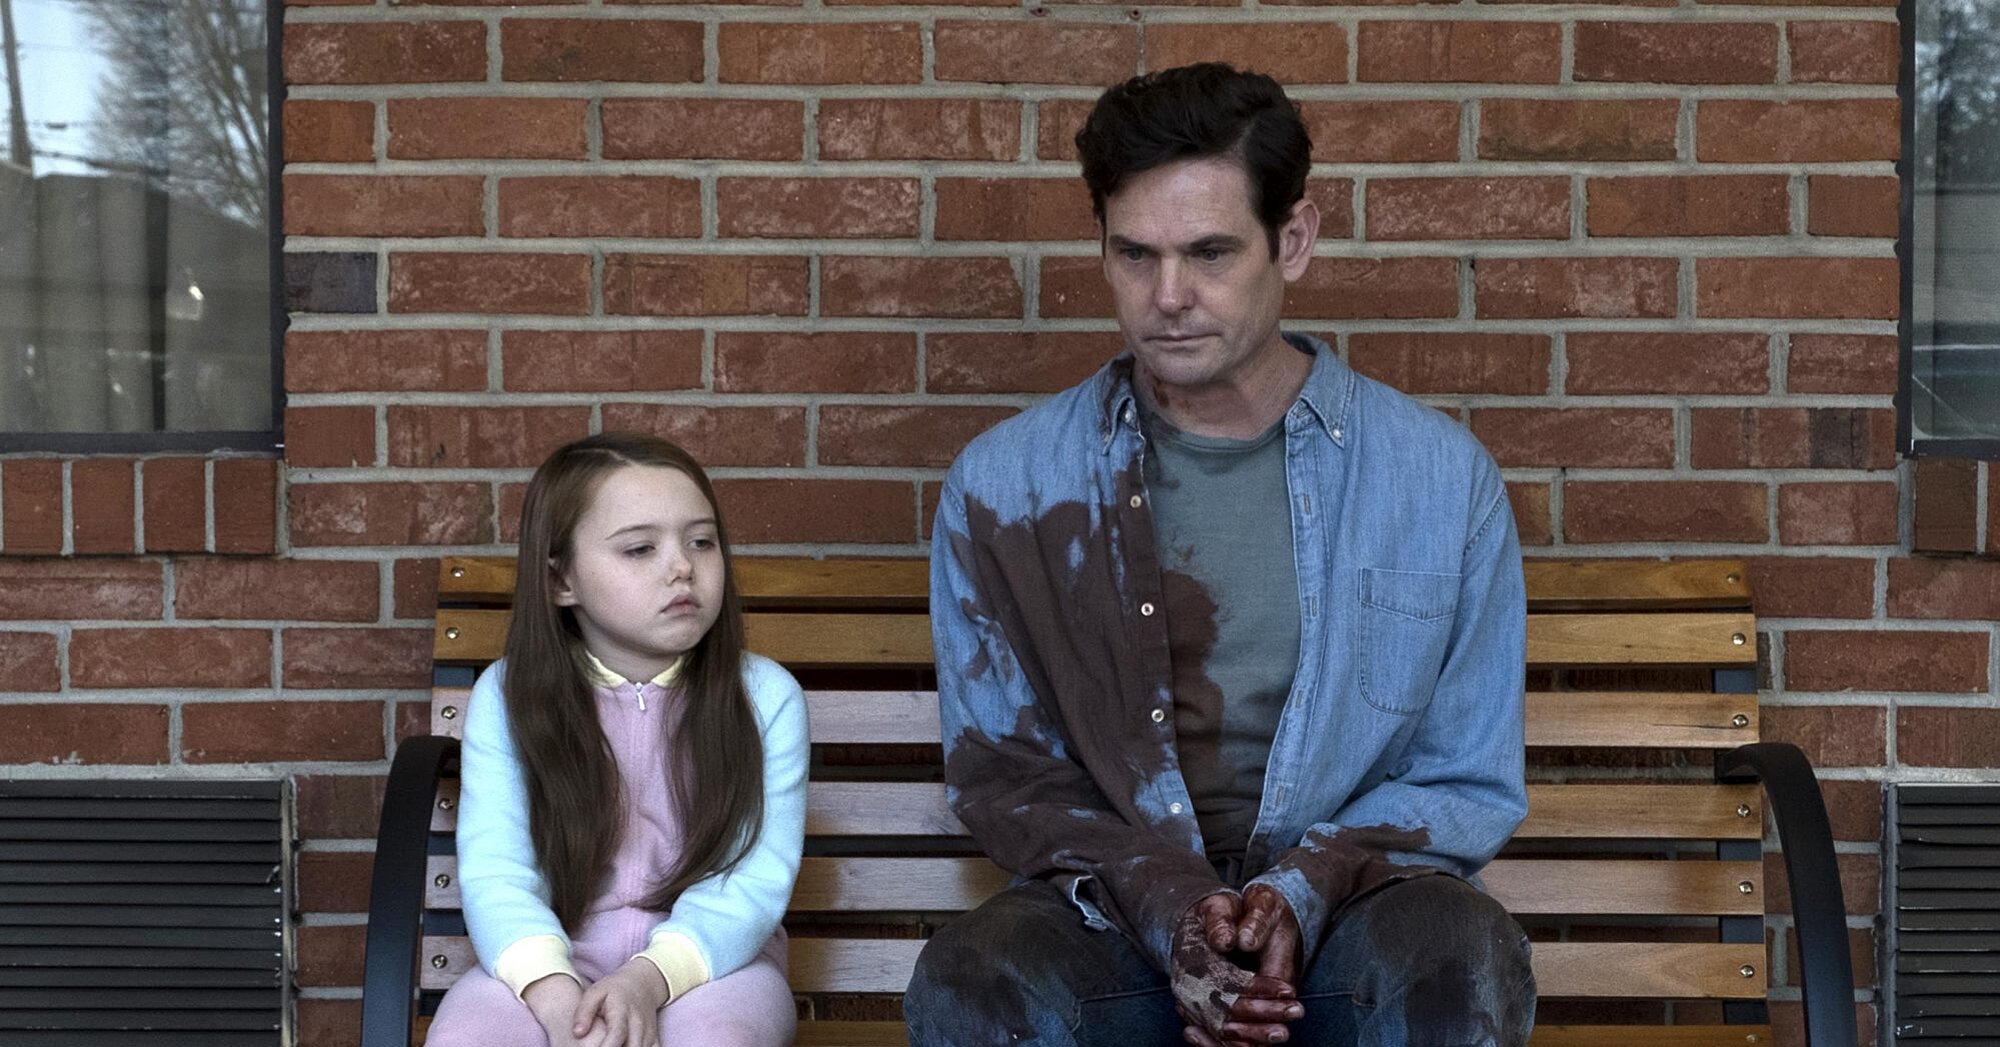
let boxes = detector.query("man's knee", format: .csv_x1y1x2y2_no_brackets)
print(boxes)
1343,876,1536,1044
905,887,1086,1047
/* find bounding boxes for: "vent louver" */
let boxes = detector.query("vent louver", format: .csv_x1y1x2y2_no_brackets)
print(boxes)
1892,783,2000,1044
0,780,289,1047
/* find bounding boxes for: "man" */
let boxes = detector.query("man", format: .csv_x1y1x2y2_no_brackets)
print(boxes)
909,64,1535,1047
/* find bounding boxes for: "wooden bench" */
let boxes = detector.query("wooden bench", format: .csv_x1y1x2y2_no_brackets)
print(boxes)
362,556,1858,1047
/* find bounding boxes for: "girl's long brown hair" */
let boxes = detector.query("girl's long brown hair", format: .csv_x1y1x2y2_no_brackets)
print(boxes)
503,432,765,931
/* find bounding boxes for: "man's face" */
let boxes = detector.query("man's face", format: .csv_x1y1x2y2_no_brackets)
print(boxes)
1100,155,1316,397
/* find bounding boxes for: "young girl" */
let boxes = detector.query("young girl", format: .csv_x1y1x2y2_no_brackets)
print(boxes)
428,433,806,1047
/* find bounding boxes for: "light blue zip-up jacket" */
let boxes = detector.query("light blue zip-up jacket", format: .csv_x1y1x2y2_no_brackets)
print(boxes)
929,333,1528,973
456,652,808,1002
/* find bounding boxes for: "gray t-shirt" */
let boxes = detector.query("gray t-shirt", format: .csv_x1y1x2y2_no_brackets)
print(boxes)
1140,402,1303,868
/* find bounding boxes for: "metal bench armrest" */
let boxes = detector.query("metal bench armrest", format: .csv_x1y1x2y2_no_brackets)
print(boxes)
1721,741,1858,1047
361,735,461,1047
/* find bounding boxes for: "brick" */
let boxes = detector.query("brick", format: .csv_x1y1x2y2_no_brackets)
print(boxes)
0,561,163,620
0,632,59,692
1563,481,1767,543
1778,927,1877,990
499,177,700,239
715,479,915,545
177,560,380,623
1506,482,1553,546
285,176,483,238
1786,630,1988,693
0,703,168,763
1356,22,1561,83
286,330,489,393
1350,333,1550,395
1035,99,1094,162
1565,332,1770,395
1761,705,1885,767
1475,257,1677,319
1898,707,2000,767
296,774,389,838
1306,180,1357,239
717,332,918,394
720,22,919,83
823,257,1023,319
389,253,592,316
70,459,134,554
1146,23,1348,84
1038,256,1111,318
289,483,493,547
819,406,1018,469
300,852,374,914
1778,482,1898,545
283,629,433,690
1807,176,1898,238
1470,409,1674,469
388,98,588,160
283,100,374,163
285,252,377,314
1587,175,1790,237
1889,558,2000,620
140,459,205,554
1,460,62,554
1817,779,1883,842
1913,459,1979,553
182,699,385,761
1301,101,1460,163
1790,20,1898,83
392,559,440,621
1760,851,1879,917
718,178,920,239
602,99,804,161
935,179,1097,242
1698,99,1899,162
1573,22,1778,83
386,406,590,469
1366,177,1569,240
296,1000,361,1047
70,628,271,689
927,332,1125,394
1690,407,1896,470
1478,99,1679,161
1745,555,1876,619
284,22,486,84
1697,257,1898,320
213,460,279,555
935,22,1138,85
499,483,529,544
820,99,1021,161
597,405,808,467
1290,258,1461,319
502,19,701,82
1990,476,1999,556
285,407,376,470
502,330,702,393
604,255,810,317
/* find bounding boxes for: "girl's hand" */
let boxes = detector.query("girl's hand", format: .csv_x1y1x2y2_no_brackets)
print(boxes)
571,958,670,1047
522,974,589,1047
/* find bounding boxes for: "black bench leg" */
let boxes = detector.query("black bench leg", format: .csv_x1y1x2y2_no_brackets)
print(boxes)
361,736,461,1047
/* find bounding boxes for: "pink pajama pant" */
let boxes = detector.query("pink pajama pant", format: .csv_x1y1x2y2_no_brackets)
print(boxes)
427,908,795,1047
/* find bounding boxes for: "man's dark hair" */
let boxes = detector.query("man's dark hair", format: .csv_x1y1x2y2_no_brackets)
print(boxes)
1075,63,1313,257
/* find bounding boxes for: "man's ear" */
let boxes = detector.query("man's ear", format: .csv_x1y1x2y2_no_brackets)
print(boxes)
549,558,579,608
1278,197,1320,283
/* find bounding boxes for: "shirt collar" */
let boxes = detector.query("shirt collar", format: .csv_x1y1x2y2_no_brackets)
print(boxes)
1099,331,1352,451
581,649,684,688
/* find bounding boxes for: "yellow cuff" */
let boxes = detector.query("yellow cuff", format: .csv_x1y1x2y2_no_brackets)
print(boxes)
494,934,578,999
634,931,709,1004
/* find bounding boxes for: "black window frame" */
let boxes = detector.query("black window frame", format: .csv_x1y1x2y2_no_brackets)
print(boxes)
0,0,286,456
1898,0,2000,461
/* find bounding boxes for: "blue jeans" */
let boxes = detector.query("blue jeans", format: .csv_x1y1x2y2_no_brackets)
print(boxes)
905,875,1536,1047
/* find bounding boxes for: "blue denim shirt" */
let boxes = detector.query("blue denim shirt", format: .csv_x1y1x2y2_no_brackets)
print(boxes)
929,333,1528,974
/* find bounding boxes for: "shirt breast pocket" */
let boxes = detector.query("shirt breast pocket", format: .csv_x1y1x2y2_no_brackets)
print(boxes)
1358,567,1462,715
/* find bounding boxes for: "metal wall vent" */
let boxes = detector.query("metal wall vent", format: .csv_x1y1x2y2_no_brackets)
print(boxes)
0,780,290,1047
1891,783,2000,1044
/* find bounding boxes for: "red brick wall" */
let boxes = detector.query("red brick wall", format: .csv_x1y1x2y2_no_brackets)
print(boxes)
1,1,1988,1043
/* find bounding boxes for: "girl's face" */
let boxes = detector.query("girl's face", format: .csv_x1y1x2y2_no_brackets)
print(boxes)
551,463,726,684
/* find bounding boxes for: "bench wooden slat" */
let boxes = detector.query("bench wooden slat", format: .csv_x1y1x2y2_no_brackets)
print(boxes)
441,556,1750,612
790,1022,1777,1047
423,856,1764,916
437,609,1757,669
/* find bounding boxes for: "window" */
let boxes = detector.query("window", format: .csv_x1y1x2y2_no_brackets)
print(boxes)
0,0,280,452
1903,0,2000,458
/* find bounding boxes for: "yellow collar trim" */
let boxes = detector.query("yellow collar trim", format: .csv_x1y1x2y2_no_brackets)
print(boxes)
582,649,684,688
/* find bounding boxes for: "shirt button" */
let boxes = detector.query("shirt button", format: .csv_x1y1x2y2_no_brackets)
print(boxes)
1129,495,1143,509
1169,802,1184,815
1151,708,1166,723
1139,602,1155,616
